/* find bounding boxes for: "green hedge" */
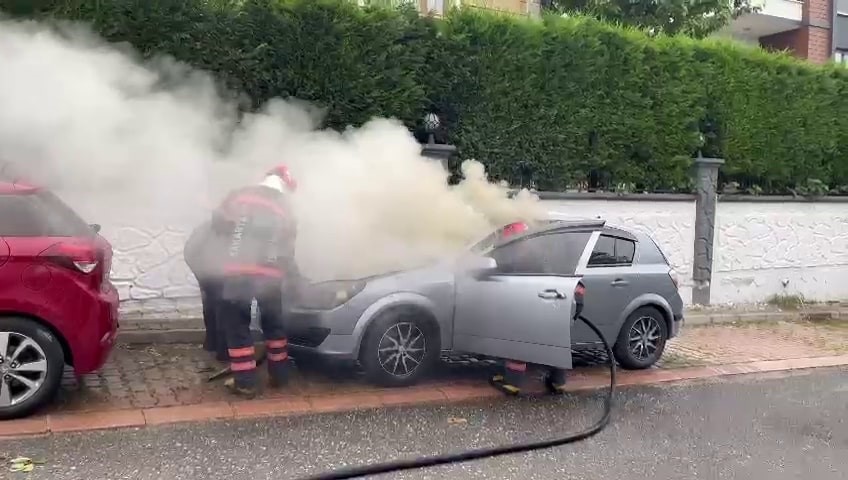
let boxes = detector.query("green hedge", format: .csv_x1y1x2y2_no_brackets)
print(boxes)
4,0,848,194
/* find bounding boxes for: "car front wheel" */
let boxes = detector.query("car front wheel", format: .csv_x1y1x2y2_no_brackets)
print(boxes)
359,309,440,388
613,307,668,370
0,317,65,420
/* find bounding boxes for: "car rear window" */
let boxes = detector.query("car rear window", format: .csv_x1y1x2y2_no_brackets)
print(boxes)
0,192,92,237
491,231,591,275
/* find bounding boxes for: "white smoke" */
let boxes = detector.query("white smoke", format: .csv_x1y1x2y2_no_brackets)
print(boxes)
0,19,543,284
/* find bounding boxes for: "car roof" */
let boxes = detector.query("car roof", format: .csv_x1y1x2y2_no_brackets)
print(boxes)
0,181,40,195
497,218,646,247
494,218,605,248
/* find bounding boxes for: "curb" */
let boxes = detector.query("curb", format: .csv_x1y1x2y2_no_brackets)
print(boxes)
115,308,848,345
2,354,846,439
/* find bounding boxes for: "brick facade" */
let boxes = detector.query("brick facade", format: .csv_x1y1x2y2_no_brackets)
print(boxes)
760,0,833,63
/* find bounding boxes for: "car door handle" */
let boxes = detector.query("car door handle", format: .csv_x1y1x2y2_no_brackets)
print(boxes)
611,279,629,287
538,289,567,300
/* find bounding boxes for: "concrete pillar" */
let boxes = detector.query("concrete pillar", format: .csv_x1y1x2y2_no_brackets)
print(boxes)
527,0,542,17
692,155,724,305
421,135,456,171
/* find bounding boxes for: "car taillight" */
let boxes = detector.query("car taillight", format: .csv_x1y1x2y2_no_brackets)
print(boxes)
41,241,100,276
573,281,586,319
669,269,680,289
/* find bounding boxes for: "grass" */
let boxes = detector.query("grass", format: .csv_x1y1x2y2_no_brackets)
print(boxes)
766,293,813,310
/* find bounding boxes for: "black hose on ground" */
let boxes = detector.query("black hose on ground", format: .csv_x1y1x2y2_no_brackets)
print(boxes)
301,314,617,480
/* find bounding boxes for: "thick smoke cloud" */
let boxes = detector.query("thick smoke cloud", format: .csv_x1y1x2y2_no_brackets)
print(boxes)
0,19,543,283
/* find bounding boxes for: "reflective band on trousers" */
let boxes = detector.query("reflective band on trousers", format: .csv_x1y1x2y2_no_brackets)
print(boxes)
268,352,289,362
222,264,285,278
267,339,288,349
505,361,527,372
228,346,255,358
231,360,257,372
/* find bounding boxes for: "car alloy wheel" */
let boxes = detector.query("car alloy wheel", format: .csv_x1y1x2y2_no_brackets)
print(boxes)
0,331,49,408
377,322,427,378
627,316,662,361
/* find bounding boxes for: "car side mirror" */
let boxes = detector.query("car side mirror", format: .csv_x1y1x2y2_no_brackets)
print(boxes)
459,255,498,274
90,224,102,234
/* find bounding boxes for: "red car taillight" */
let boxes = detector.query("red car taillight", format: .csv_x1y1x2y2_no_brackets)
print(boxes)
573,281,586,318
40,241,102,288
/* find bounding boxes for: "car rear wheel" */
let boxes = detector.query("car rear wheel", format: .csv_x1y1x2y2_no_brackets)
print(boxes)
360,309,440,388
0,317,65,420
613,307,668,370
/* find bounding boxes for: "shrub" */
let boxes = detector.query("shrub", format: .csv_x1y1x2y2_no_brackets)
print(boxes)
4,0,848,193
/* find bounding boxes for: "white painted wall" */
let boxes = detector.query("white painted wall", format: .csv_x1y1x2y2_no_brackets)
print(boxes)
712,201,848,304
72,195,848,318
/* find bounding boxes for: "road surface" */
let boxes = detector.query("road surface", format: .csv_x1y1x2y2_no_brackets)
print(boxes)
2,368,846,479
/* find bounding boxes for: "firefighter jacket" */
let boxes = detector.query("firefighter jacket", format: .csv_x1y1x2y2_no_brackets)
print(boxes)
211,184,298,296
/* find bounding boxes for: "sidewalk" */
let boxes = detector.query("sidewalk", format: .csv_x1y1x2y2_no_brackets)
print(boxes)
2,318,847,438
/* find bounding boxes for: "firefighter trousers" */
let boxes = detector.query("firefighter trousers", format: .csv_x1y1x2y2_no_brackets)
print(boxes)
218,279,291,390
199,278,227,362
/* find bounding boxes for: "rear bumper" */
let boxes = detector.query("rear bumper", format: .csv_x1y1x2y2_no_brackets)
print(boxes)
71,285,120,374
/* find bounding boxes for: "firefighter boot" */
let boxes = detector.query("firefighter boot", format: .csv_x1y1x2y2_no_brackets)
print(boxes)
265,338,291,389
223,377,258,399
489,361,526,396
544,368,568,395
226,345,260,399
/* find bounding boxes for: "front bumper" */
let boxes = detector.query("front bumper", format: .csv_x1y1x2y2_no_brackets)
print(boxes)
286,310,360,361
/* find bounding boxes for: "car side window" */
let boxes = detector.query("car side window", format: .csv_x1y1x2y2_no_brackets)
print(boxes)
490,231,591,275
588,234,636,267
0,195,47,236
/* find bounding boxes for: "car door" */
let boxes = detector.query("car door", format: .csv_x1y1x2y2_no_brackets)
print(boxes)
452,231,591,369
0,237,9,269
572,231,639,347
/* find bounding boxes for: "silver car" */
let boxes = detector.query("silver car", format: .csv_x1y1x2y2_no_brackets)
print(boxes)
288,219,684,387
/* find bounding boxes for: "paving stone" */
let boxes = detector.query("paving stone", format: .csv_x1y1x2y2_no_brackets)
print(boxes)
36,319,848,421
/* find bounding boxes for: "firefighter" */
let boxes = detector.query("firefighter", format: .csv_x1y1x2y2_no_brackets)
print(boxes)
488,221,570,396
212,164,299,398
184,219,227,362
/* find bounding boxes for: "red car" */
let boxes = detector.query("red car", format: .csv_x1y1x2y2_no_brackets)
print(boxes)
0,181,119,419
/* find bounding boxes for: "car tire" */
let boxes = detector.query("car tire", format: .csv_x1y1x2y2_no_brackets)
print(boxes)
359,308,440,388
613,307,668,370
0,317,66,420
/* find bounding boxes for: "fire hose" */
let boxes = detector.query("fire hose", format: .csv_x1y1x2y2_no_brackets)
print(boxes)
300,313,617,480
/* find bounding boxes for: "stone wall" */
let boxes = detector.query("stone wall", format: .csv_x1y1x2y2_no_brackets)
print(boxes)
712,199,848,304
72,193,848,319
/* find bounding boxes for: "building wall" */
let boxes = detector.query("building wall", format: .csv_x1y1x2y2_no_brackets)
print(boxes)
82,193,848,319
756,0,834,63
804,0,834,62
760,29,807,58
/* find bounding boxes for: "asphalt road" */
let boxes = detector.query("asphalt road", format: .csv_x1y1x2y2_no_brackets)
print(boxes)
1,368,847,480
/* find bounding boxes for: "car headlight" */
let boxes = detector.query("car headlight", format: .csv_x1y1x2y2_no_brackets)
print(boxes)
297,280,367,310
